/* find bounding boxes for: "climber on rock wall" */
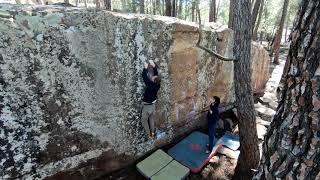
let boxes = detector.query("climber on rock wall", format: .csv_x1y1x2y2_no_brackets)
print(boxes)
141,60,161,139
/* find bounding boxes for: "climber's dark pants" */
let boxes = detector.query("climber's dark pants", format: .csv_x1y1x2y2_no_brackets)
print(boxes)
208,123,217,151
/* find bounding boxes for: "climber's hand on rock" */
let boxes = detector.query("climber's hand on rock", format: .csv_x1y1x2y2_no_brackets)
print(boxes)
144,62,149,69
149,60,156,68
210,97,215,105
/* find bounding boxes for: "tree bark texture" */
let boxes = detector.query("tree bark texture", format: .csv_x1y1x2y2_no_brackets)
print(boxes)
139,0,145,13
172,0,176,17
104,0,111,9
165,0,172,16
253,0,264,41
255,1,320,179
233,0,260,179
195,6,198,23
96,0,101,9
162,0,165,15
191,0,196,21
273,0,289,64
121,0,126,10
156,0,161,14
178,0,183,18
216,0,221,20
209,0,216,22
152,0,156,14
184,0,188,20
251,0,261,31
228,0,234,29
131,0,137,12
284,12,290,42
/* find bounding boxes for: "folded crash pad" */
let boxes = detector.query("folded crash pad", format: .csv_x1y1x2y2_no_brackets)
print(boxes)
218,146,240,159
136,149,190,180
168,131,223,173
219,133,240,151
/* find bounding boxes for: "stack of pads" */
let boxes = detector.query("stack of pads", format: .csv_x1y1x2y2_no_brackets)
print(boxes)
136,131,240,180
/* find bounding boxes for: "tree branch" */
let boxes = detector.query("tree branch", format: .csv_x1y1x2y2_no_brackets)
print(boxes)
196,1,237,62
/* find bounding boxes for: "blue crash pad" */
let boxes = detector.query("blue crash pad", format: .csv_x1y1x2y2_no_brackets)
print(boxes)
168,131,223,173
219,133,240,151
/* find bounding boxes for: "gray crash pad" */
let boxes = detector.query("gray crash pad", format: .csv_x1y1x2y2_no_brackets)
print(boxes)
136,149,190,180
136,149,172,178
151,160,190,180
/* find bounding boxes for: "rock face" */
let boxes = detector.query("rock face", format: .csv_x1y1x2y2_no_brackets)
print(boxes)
0,4,270,179
251,42,270,95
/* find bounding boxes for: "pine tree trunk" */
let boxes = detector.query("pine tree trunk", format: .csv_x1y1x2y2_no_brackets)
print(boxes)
146,3,149,14
260,31,264,44
255,1,320,179
139,0,145,13
284,13,289,42
121,0,126,10
132,0,137,12
272,0,289,64
172,0,176,17
178,0,183,18
184,0,188,20
216,0,221,20
165,0,171,16
228,0,234,29
191,0,195,21
195,6,198,23
251,0,261,31
151,0,157,15
269,11,281,50
233,0,260,179
253,0,264,41
104,0,111,9
84,0,88,8
156,0,161,14
161,0,166,16
96,0,101,9
209,0,216,22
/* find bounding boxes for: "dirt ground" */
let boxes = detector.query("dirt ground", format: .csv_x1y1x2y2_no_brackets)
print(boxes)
187,156,237,180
